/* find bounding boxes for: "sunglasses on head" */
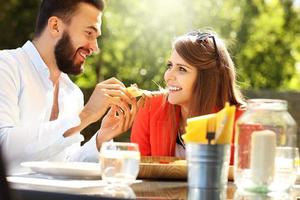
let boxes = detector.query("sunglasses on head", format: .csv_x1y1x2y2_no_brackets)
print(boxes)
187,31,220,66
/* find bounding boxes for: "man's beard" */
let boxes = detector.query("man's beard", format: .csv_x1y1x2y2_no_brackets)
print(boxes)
54,31,83,75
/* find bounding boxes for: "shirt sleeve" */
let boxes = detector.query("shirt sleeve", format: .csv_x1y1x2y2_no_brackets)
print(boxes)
68,133,100,162
0,118,82,164
0,55,82,165
130,98,151,155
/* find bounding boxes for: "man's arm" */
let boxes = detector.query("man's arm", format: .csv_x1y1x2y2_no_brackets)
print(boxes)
0,55,134,165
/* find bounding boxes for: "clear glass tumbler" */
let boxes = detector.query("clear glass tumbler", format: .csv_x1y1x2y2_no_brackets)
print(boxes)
99,142,140,185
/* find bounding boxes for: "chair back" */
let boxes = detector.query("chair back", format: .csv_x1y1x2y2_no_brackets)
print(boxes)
0,147,11,200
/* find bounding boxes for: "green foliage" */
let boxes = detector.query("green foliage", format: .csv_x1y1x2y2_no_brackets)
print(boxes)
233,0,300,90
97,0,187,89
0,0,300,91
0,0,39,49
1,0,300,140
88,0,300,91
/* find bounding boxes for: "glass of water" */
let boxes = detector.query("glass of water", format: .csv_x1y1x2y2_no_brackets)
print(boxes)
295,147,300,175
99,142,140,185
270,146,297,191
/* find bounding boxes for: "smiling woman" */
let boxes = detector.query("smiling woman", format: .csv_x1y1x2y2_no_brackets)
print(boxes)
130,30,245,164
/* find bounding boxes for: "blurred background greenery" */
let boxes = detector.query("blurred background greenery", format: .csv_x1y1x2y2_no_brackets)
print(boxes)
1,0,300,141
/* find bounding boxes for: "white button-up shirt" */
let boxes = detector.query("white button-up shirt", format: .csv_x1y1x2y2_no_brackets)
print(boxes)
0,41,99,175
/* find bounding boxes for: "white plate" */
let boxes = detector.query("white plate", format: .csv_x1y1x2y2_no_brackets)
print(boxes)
7,176,106,194
21,161,101,179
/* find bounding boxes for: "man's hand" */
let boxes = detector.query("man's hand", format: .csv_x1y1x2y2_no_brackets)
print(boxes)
64,77,135,137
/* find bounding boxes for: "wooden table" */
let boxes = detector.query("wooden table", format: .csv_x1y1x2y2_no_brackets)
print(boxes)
9,179,300,200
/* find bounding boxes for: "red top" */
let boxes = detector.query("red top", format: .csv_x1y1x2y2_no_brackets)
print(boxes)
130,95,244,165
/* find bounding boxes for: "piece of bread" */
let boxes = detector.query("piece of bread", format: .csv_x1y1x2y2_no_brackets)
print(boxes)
126,85,143,97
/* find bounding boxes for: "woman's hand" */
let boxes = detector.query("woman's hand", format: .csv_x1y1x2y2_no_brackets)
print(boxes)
96,100,137,150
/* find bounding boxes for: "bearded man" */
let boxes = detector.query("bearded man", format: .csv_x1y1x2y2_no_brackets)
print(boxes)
0,0,137,175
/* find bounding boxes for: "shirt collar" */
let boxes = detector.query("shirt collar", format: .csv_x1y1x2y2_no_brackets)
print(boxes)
22,41,72,87
22,41,49,73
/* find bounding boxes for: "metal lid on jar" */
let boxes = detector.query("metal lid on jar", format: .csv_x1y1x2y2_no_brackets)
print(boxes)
246,99,287,111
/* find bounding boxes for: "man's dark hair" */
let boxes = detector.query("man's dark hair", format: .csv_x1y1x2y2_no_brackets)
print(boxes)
34,0,104,37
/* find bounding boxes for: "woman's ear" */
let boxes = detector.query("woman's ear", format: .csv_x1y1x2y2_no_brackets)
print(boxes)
47,16,64,38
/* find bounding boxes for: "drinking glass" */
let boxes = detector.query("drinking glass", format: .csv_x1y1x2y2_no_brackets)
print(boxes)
234,190,292,200
269,147,297,191
99,142,140,185
295,147,300,175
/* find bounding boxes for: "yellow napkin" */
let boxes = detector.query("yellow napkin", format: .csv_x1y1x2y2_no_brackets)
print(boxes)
182,113,215,143
182,103,236,144
215,103,236,144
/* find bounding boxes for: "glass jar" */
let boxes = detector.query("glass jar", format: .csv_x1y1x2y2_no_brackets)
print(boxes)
234,99,298,192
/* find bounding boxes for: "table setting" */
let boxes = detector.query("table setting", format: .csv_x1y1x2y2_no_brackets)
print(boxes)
6,99,300,199
6,157,300,199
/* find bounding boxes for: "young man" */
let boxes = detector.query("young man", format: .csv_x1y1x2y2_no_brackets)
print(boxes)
0,0,137,174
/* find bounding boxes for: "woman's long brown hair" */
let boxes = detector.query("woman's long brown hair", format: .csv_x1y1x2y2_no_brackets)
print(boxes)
173,31,244,117
167,30,245,155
